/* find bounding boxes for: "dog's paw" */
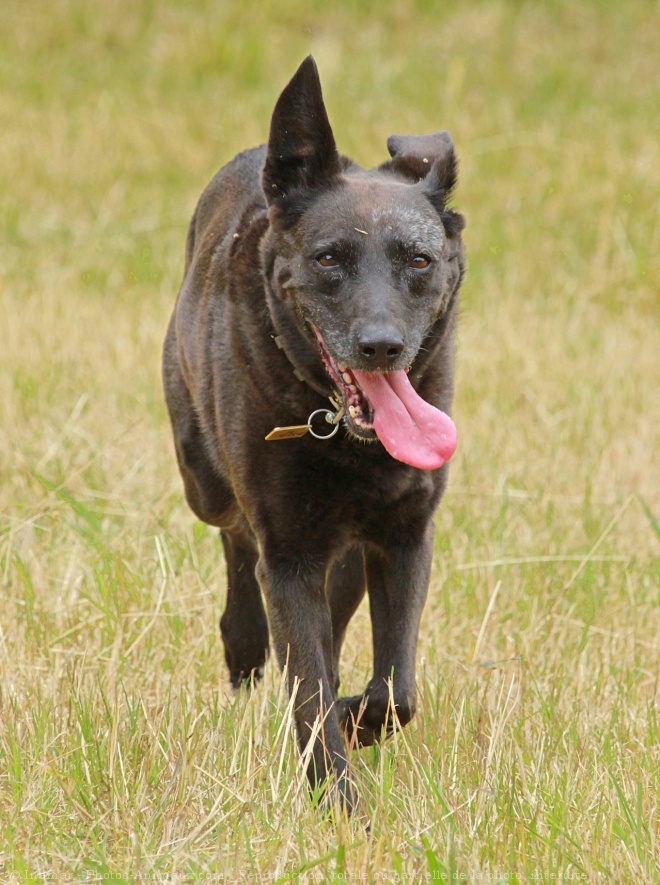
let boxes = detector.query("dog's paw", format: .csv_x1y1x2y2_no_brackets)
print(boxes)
223,647,267,690
336,689,415,747
228,664,265,691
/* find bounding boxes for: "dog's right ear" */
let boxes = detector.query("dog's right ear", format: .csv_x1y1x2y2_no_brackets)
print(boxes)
262,56,341,228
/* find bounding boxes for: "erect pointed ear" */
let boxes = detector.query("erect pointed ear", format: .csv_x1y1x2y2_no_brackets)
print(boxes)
262,56,341,222
385,131,464,236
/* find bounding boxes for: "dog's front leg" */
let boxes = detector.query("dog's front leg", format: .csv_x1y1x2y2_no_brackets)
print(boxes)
255,551,355,811
338,521,434,747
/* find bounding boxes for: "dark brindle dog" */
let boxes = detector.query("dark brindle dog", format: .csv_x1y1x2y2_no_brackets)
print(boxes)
162,56,465,809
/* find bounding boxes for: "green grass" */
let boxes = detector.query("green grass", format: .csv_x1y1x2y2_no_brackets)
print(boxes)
1,0,659,880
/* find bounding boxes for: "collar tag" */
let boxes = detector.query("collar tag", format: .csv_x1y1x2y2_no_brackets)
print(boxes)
265,424,310,441
265,407,342,442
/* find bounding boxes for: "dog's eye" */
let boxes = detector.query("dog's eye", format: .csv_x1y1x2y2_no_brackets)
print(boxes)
409,255,431,270
316,253,340,268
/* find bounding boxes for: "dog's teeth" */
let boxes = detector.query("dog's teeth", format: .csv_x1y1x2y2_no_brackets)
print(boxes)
348,406,359,418
338,363,347,372
342,372,352,384
349,384,357,393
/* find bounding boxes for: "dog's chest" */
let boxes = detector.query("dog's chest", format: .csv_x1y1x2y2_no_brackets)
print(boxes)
293,444,439,540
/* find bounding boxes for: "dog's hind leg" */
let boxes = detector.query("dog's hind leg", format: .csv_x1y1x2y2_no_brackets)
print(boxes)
164,327,269,687
220,529,269,689
337,522,434,747
163,322,237,527
326,546,366,694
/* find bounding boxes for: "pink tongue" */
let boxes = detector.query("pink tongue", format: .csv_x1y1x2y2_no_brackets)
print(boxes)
351,370,457,470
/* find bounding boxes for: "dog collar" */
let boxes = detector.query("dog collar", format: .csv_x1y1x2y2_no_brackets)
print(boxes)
265,297,346,442
272,333,333,397
268,297,335,400
266,329,346,441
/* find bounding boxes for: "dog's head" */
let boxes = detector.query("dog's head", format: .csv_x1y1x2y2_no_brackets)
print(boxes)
261,57,465,469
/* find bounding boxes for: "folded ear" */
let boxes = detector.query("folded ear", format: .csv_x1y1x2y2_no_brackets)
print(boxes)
386,131,457,189
262,56,341,223
386,131,464,235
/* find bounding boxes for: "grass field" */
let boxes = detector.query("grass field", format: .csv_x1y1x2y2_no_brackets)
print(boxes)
1,0,659,881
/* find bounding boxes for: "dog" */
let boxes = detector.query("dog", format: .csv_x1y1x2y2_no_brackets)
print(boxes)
162,56,465,810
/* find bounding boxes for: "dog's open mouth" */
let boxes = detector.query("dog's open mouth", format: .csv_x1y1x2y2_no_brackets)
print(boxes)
316,337,377,441
313,328,458,470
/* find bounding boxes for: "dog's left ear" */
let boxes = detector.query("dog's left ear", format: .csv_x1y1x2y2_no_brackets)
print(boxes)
386,131,457,191
385,131,465,236
263,56,341,227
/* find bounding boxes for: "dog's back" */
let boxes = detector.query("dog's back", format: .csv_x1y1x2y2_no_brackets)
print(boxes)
184,146,266,272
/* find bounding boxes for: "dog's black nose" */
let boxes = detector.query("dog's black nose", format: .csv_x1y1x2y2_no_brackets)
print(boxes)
357,326,405,366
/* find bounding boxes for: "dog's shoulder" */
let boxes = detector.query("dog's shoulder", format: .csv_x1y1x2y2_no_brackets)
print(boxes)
186,145,268,266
